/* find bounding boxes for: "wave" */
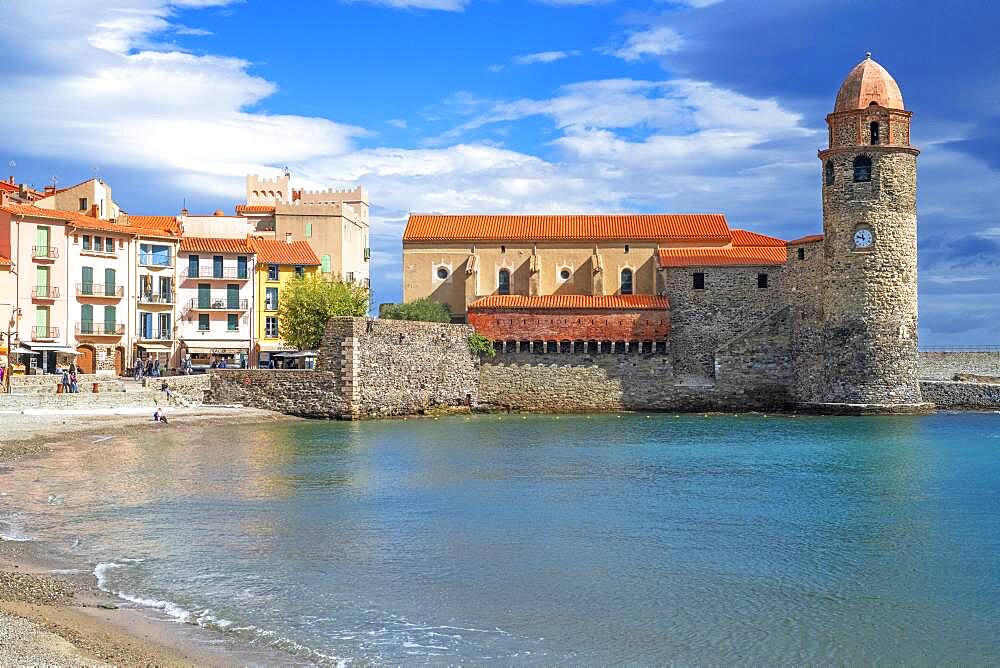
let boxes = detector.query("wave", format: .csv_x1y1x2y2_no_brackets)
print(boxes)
93,561,349,666
0,519,32,542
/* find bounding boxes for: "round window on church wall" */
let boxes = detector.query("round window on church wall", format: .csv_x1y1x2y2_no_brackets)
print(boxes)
436,267,449,280
560,268,571,280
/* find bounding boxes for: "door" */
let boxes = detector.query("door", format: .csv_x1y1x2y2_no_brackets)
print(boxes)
213,256,223,278
81,266,93,296
105,268,116,296
76,346,95,374
188,254,199,278
80,304,93,335
35,307,49,338
140,312,153,339
36,226,50,256
36,266,49,298
103,306,116,335
237,256,248,279
159,276,172,303
227,284,239,309
114,347,125,376
198,283,210,308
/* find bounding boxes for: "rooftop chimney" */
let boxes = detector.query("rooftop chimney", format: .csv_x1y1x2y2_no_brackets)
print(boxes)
0,191,7,207
285,232,293,244
180,208,189,216
8,176,13,185
43,185,56,195
213,209,224,217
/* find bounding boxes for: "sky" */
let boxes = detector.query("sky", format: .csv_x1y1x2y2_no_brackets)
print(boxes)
0,0,998,346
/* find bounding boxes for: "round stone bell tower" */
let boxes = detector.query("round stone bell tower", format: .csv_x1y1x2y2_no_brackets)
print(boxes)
812,53,928,411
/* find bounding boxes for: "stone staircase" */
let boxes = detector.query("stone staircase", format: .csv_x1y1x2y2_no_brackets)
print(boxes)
1,375,190,411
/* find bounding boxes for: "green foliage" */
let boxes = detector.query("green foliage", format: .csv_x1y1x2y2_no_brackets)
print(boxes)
467,332,496,358
381,297,451,323
278,274,370,350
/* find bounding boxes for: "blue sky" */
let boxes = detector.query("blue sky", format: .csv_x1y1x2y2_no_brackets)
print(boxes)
1,0,998,345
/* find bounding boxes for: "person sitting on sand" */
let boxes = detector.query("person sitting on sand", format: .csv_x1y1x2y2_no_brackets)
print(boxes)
153,408,162,422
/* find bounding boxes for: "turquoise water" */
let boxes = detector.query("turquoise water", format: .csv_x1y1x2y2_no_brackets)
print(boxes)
2,413,1000,664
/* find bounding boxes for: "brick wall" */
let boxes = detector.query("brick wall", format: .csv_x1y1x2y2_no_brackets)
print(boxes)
467,309,669,343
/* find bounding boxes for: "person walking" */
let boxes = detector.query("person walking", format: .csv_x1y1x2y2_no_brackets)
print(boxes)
134,357,144,381
145,358,153,378
61,368,70,393
152,358,160,378
69,370,78,394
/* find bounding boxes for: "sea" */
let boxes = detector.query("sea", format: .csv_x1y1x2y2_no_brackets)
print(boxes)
2,412,1000,665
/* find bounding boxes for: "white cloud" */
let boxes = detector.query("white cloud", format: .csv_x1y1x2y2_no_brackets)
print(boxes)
512,50,581,66
612,26,684,62
348,0,468,10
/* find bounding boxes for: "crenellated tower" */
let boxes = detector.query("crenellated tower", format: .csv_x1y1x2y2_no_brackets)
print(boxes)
812,53,926,410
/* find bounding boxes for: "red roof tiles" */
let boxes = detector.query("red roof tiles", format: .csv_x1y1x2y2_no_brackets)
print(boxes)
656,246,788,267
236,205,276,215
128,215,181,237
0,255,11,267
404,214,732,243
179,236,253,253
787,234,824,246
1,204,135,236
468,294,669,310
250,238,320,265
730,229,786,247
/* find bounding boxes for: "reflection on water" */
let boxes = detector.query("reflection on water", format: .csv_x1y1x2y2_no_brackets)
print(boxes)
2,413,1000,664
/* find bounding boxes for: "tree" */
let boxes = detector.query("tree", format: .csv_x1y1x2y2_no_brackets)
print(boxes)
278,274,370,350
380,297,451,323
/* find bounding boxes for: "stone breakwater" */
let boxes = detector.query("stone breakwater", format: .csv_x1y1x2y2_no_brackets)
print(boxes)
919,380,1000,410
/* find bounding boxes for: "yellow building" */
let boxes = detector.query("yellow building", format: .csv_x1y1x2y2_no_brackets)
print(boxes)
250,238,320,367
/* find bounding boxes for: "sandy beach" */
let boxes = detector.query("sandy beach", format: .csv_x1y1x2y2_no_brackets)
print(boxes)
0,406,303,666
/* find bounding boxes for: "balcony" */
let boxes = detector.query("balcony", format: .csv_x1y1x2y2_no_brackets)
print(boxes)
32,246,58,261
187,298,249,311
182,267,250,281
76,323,125,337
77,283,124,299
136,328,173,341
31,326,59,340
138,292,174,306
139,254,174,269
31,286,60,301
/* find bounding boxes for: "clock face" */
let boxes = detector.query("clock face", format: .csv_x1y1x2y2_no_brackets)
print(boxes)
853,228,874,249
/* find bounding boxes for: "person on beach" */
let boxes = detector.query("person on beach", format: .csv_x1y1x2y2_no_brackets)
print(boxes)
145,359,153,378
161,381,173,400
61,369,70,393
152,359,160,378
69,370,78,394
152,408,161,422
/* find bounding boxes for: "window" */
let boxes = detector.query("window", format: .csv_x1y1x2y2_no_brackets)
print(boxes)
559,268,571,281
265,287,278,310
757,273,769,289
188,255,199,278
237,256,248,279
436,266,449,280
797,247,806,260
693,272,705,290
346,272,355,283
226,284,239,309
500,245,506,254
853,155,872,182
79,197,88,211
870,121,880,145
825,160,834,186
213,255,223,278
321,255,332,274
103,305,116,333
227,314,238,331
624,244,630,254
620,268,633,295
198,314,209,331
498,269,510,295
267,264,279,281
305,223,313,238
294,265,305,278
82,235,91,251
265,317,279,338
94,236,102,251
81,266,93,295
104,237,114,253
104,268,116,296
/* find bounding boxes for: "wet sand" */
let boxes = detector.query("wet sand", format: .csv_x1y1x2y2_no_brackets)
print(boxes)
0,407,304,666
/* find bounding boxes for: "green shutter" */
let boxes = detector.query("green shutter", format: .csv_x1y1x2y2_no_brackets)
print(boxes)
104,268,116,296
198,283,210,309
36,267,48,291
36,226,49,253
321,254,331,273
81,266,93,295
305,223,312,238
36,307,48,329
227,284,239,309
227,314,238,331
81,304,93,334
103,306,116,333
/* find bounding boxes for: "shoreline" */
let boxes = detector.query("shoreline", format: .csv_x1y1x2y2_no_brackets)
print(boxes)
0,406,307,667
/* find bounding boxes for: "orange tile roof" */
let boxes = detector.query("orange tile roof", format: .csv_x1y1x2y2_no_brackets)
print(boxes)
128,215,180,237
656,246,788,267
0,204,135,236
730,229,786,247
468,294,669,310
787,234,824,246
236,204,276,215
404,214,732,243
250,238,320,265
0,181,18,193
179,236,253,253
0,255,11,267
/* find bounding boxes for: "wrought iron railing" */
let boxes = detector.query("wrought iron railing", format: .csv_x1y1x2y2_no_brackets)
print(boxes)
138,292,174,304
182,267,249,280
187,298,249,310
77,283,124,297
76,323,125,336
32,245,58,259
136,328,173,340
31,326,59,339
31,286,60,299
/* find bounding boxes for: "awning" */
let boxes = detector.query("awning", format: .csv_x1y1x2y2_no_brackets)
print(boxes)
26,344,79,354
136,344,173,352
9,346,35,354
257,342,296,352
276,350,317,359
183,340,249,354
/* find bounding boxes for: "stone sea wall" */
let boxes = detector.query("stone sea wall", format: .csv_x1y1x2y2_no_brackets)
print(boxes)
920,380,1000,409
918,352,1000,380
207,369,347,418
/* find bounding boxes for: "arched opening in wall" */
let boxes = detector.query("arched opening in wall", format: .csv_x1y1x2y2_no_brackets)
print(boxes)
853,155,872,182
870,121,880,145
75,345,95,374
824,160,835,186
620,268,633,295
497,269,510,295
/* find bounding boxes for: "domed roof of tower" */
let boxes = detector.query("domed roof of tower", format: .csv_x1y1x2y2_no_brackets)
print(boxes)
834,53,904,112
